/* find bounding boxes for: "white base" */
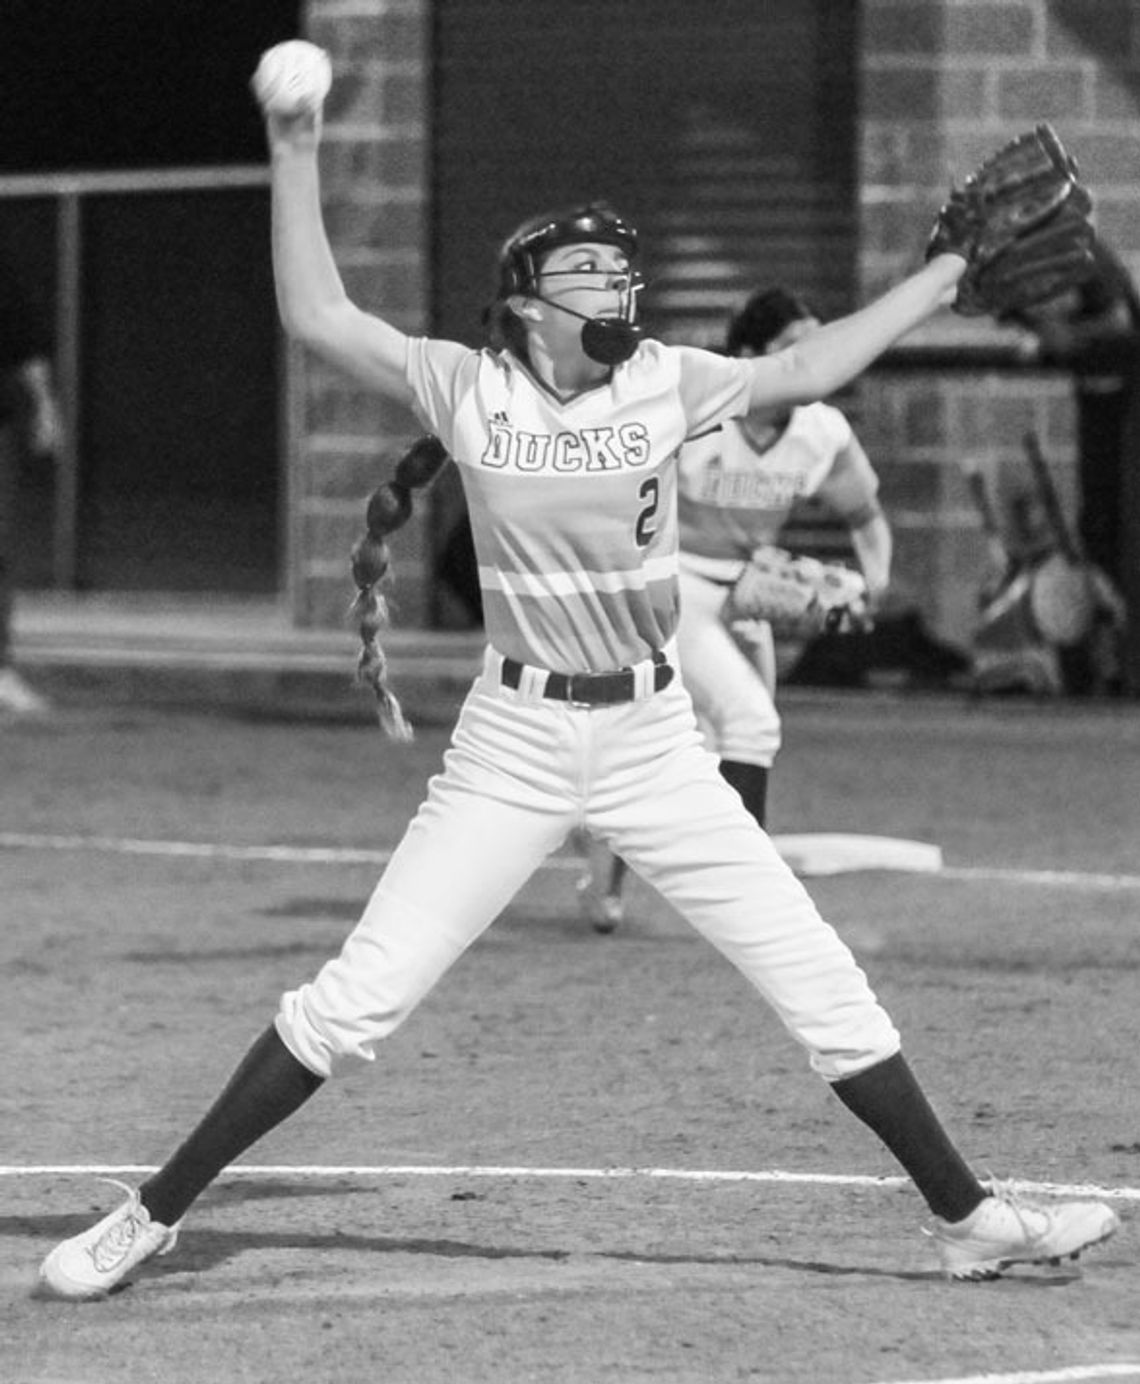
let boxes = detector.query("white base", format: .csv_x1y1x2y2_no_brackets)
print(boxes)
771,833,943,877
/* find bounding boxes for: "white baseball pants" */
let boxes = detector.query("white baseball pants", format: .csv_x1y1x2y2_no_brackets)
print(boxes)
276,647,899,1081
676,566,782,767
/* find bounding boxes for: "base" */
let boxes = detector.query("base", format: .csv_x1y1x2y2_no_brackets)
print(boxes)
771,833,943,877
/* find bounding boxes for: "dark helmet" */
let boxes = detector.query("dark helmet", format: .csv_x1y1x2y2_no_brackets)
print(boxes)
496,201,639,300
726,287,818,356
491,200,643,366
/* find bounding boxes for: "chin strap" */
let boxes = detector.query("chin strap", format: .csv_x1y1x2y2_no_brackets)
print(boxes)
534,295,642,365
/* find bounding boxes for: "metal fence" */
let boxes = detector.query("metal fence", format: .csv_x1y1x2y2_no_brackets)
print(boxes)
0,165,271,589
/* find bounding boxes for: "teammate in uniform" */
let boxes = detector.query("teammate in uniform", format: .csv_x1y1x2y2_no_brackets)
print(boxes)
37,60,1119,1298
577,288,890,932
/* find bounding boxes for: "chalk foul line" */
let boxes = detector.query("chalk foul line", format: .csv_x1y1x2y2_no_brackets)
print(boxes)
872,1366,1140,1384
0,830,390,865
1,1163,1138,1202
2,831,1140,891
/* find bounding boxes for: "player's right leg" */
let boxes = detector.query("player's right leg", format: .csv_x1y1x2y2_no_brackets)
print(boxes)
36,665,576,1300
36,1181,182,1301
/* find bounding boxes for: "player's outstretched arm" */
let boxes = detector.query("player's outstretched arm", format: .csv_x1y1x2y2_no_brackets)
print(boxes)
745,254,966,412
823,435,892,601
254,44,414,404
752,122,1095,411
849,506,892,603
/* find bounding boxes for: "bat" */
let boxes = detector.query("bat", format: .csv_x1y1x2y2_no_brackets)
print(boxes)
1021,430,1081,561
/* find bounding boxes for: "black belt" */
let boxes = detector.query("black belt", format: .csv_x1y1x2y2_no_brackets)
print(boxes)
500,651,673,706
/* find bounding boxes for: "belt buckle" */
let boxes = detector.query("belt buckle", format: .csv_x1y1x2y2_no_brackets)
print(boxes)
573,670,637,706
565,672,597,708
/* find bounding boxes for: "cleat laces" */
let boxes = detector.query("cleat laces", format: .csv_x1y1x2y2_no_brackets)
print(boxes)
983,1177,1055,1256
85,1179,148,1275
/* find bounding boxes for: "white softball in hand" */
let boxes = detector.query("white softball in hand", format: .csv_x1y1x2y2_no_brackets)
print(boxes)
252,41,332,117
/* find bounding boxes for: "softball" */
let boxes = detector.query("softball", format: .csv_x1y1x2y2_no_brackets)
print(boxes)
252,41,332,117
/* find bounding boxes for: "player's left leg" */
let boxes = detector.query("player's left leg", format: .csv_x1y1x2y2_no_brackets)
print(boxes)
601,683,1118,1274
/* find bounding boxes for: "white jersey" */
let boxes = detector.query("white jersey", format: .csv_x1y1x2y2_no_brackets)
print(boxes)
676,403,878,582
406,337,753,671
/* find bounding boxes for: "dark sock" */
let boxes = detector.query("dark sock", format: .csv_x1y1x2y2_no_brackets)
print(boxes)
140,1024,324,1226
607,852,628,896
719,759,769,829
830,1052,987,1222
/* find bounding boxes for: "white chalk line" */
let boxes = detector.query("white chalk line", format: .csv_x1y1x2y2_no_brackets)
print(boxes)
3,831,1140,892
0,831,392,866
1,1163,1138,1202
4,839,1133,1379
872,1366,1140,1384
7,1163,1135,1382
939,865,1140,892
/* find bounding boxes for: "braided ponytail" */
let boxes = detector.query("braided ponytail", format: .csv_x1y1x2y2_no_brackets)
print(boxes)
349,434,450,740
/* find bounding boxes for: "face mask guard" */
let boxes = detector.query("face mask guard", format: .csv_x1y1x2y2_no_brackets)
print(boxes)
496,202,644,364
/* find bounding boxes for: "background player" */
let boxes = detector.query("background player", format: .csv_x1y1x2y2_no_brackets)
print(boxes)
0,250,63,717
577,287,890,931
37,44,1118,1299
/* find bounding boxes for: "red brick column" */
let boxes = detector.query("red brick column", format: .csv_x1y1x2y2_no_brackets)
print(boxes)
289,0,432,628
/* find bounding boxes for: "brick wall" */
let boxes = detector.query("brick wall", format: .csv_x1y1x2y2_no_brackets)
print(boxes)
290,0,431,628
858,0,1140,645
288,0,1140,647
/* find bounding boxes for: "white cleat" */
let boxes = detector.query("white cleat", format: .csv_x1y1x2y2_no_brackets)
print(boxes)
929,1181,1120,1281
36,1180,180,1301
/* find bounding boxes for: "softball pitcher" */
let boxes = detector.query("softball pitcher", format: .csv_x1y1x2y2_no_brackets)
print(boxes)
578,288,891,931
37,44,1118,1300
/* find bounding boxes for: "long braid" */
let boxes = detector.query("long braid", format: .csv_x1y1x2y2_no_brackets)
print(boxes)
349,434,450,740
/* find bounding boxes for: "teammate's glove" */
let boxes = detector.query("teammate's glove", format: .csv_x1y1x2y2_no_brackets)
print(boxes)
926,123,1095,318
725,546,871,640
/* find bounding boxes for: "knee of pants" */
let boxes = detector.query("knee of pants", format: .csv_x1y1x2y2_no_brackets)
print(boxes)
704,694,781,765
276,957,430,1078
275,987,374,1080
274,886,472,1078
808,1021,902,1083
786,929,902,1081
742,937,901,1082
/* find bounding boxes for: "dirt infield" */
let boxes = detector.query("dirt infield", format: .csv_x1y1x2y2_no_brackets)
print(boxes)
2,692,1139,1383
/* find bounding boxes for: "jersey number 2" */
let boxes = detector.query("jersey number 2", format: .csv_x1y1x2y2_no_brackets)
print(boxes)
635,477,659,547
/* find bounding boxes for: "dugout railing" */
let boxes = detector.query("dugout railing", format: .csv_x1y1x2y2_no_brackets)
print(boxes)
0,165,279,596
